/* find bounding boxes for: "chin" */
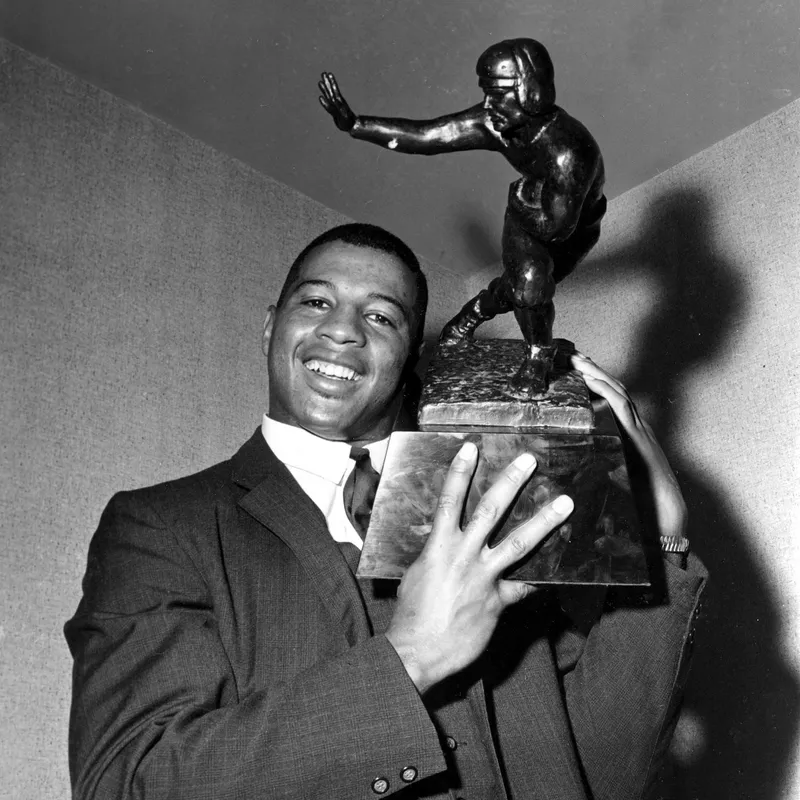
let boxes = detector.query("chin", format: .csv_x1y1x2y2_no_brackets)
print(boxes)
303,407,375,441
299,412,356,441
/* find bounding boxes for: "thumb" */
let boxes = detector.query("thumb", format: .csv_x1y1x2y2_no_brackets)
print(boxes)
497,579,538,608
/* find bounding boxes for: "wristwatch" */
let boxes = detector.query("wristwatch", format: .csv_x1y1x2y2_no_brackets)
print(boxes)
660,535,690,568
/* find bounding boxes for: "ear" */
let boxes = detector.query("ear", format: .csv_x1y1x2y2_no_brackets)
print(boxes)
261,306,277,357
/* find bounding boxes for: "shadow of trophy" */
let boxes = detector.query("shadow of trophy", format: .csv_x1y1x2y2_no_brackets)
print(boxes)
318,37,649,586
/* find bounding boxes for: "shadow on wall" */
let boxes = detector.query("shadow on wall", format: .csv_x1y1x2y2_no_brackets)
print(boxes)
447,186,799,798
579,188,799,800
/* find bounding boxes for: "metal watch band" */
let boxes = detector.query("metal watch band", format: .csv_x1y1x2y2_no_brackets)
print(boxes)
659,535,691,553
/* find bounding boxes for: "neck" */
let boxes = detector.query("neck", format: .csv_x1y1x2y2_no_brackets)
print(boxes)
505,108,559,145
527,107,559,127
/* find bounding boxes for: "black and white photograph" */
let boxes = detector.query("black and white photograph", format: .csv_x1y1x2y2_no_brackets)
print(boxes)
1,2,798,798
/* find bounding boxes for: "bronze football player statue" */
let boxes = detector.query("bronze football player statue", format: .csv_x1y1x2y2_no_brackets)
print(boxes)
320,38,606,397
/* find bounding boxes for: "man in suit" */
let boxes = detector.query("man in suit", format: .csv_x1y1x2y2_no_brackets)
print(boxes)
65,222,706,799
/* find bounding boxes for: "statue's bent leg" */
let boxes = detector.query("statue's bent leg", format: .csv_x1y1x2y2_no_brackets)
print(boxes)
508,277,557,396
502,215,557,396
439,275,513,345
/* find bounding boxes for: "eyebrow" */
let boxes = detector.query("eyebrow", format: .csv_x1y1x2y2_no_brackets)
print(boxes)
293,279,412,320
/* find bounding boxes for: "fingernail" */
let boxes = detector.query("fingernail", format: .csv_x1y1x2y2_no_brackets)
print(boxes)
459,441,477,458
552,495,573,514
514,452,536,470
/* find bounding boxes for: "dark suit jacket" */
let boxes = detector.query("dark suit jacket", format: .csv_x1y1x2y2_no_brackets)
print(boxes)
65,428,707,800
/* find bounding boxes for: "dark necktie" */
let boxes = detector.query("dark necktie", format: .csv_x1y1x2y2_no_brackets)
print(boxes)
343,446,381,539
341,446,397,623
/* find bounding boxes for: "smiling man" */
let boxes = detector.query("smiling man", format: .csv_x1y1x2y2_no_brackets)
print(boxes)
262,227,423,445
66,223,706,800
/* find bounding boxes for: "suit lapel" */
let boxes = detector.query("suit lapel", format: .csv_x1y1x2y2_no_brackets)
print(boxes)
232,429,372,648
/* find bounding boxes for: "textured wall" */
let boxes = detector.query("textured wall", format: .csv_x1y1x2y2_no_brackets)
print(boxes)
0,40,458,799
3,34,799,800
471,99,800,799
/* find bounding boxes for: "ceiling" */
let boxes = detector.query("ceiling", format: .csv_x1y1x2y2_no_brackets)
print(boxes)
2,0,798,274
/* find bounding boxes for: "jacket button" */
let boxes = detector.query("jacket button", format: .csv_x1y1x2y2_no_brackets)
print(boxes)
371,777,389,794
445,736,458,750
400,766,418,783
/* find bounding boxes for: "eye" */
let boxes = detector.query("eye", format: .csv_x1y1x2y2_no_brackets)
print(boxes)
366,312,396,328
301,298,329,310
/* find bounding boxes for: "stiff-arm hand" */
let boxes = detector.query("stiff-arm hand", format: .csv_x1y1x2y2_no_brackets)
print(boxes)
318,72,357,132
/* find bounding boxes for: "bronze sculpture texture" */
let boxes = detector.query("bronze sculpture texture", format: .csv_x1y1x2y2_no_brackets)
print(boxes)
320,38,606,397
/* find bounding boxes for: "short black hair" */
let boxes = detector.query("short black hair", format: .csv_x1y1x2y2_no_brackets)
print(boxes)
277,223,428,346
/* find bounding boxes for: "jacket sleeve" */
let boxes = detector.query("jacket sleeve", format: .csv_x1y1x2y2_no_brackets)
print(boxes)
65,491,447,800
555,554,707,800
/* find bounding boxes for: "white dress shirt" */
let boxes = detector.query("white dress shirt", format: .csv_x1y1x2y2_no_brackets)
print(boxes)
261,414,389,550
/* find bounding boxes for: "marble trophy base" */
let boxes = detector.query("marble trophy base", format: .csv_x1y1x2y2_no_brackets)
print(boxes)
357,428,648,585
357,339,649,586
417,338,594,432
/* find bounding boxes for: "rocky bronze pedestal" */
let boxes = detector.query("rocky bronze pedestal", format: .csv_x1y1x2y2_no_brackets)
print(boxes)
357,339,649,586
418,338,594,431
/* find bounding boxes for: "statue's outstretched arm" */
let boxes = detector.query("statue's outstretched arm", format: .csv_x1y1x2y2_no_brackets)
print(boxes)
319,72,499,155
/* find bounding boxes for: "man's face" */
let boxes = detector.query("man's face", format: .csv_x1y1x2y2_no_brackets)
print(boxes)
262,241,419,444
480,68,526,133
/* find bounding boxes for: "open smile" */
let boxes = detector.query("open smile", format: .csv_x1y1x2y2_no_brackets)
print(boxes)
303,358,364,383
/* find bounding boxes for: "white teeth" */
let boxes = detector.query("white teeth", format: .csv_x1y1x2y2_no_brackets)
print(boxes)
304,359,362,382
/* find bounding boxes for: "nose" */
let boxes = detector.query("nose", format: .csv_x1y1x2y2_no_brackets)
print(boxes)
316,305,366,346
483,95,493,110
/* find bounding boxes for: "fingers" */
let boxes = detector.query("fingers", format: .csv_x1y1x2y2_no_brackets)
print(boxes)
585,374,641,432
491,494,573,575
428,441,478,542
463,452,538,546
571,354,642,432
571,355,684,531
317,73,338,108
318,72,345,104
328,73,346,104
571,352,627,396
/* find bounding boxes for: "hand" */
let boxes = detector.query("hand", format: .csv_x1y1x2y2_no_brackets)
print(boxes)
571,353,688,541
318,72,357,132
385,442,574,694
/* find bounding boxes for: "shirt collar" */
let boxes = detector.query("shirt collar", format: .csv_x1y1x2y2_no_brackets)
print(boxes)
261,414,390,483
